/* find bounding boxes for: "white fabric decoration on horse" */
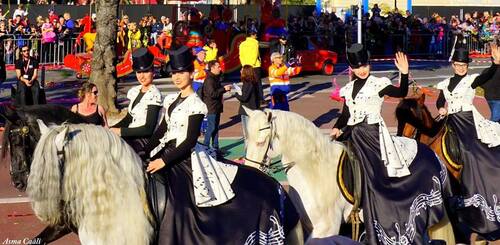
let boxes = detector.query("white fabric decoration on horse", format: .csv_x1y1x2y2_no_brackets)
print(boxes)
191,143,237,207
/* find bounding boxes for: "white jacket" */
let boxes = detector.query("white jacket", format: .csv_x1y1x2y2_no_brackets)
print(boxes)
340,75,417,177
437,74,500,147
150,92,207,157
340,75,391,126
126,85,162,128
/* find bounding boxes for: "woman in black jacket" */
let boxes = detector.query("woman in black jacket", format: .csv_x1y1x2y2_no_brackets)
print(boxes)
234,65,260,145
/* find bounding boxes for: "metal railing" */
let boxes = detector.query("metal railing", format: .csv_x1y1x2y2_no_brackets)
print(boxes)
3,30,493,68
2,35,87,65
324,24,496,59
462,32,492,56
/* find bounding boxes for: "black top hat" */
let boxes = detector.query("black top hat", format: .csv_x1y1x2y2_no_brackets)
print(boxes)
346,43,369,68
132,48,154,72
167,46,194,73
279,35,287,40
451,48,471,63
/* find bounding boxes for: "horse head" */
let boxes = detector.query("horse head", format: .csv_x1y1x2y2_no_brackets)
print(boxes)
396,87,444,141
243,107,281,173
1,106,40,191
1,105,85,192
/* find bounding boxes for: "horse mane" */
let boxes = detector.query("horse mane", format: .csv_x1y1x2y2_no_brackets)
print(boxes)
27,124,153,244
18,104,85,125
270,110,345,166
395,99,419,136
1,105,85,158
266,109,345,204
395,97,443,137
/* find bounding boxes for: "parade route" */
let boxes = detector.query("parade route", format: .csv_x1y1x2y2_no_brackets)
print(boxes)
0,60,494,244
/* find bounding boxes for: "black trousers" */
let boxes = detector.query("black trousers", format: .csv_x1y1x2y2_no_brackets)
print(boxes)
15,80,46,106
253,67,263,103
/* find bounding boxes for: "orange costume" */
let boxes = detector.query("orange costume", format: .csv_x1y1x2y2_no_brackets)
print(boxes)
268,64,301,110
193,59,206,92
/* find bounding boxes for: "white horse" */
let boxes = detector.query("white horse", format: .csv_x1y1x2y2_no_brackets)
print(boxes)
28,122,154,244
243,107,455,244
29,122,305,245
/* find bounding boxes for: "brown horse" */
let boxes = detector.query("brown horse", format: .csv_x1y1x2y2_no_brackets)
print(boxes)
395,88,462,180
396,89,500,245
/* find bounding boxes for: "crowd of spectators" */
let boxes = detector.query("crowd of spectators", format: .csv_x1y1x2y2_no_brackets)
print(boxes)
1,3,499,66
286,6,500,57
0,5,81,63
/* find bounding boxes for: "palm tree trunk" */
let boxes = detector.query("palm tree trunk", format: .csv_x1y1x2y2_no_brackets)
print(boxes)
89,0,119,114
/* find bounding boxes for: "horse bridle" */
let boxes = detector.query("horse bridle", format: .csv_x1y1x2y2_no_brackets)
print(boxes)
8,125,32,179
244,112,295,174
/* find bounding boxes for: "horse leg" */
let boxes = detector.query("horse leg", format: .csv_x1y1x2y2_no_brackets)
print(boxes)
428,213,455,245
33,224,73,244
286,221,304,245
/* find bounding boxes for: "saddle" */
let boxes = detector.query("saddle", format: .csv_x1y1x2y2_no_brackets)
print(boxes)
441,126,463,175
336,141,363,241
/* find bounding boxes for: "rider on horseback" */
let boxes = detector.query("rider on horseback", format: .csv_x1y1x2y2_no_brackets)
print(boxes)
435,44,500,241
331,44,451,245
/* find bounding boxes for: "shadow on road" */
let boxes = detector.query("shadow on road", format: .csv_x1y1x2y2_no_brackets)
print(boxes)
220,115,241,130
289,82,331,102
313,108,340,127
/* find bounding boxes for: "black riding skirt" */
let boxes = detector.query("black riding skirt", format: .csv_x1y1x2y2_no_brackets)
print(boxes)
446,111,500,240
155,144,300,245
343,122,450,245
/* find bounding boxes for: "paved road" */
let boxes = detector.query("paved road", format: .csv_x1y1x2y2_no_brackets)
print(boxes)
0,59,494,244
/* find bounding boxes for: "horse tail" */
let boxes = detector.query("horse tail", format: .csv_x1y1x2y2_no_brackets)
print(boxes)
27,127,64,225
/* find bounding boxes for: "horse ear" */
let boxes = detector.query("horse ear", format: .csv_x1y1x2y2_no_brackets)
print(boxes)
263,109,275,122
37,119,50,135
266,111,273,122
242,106,257,117
54,126,69,152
